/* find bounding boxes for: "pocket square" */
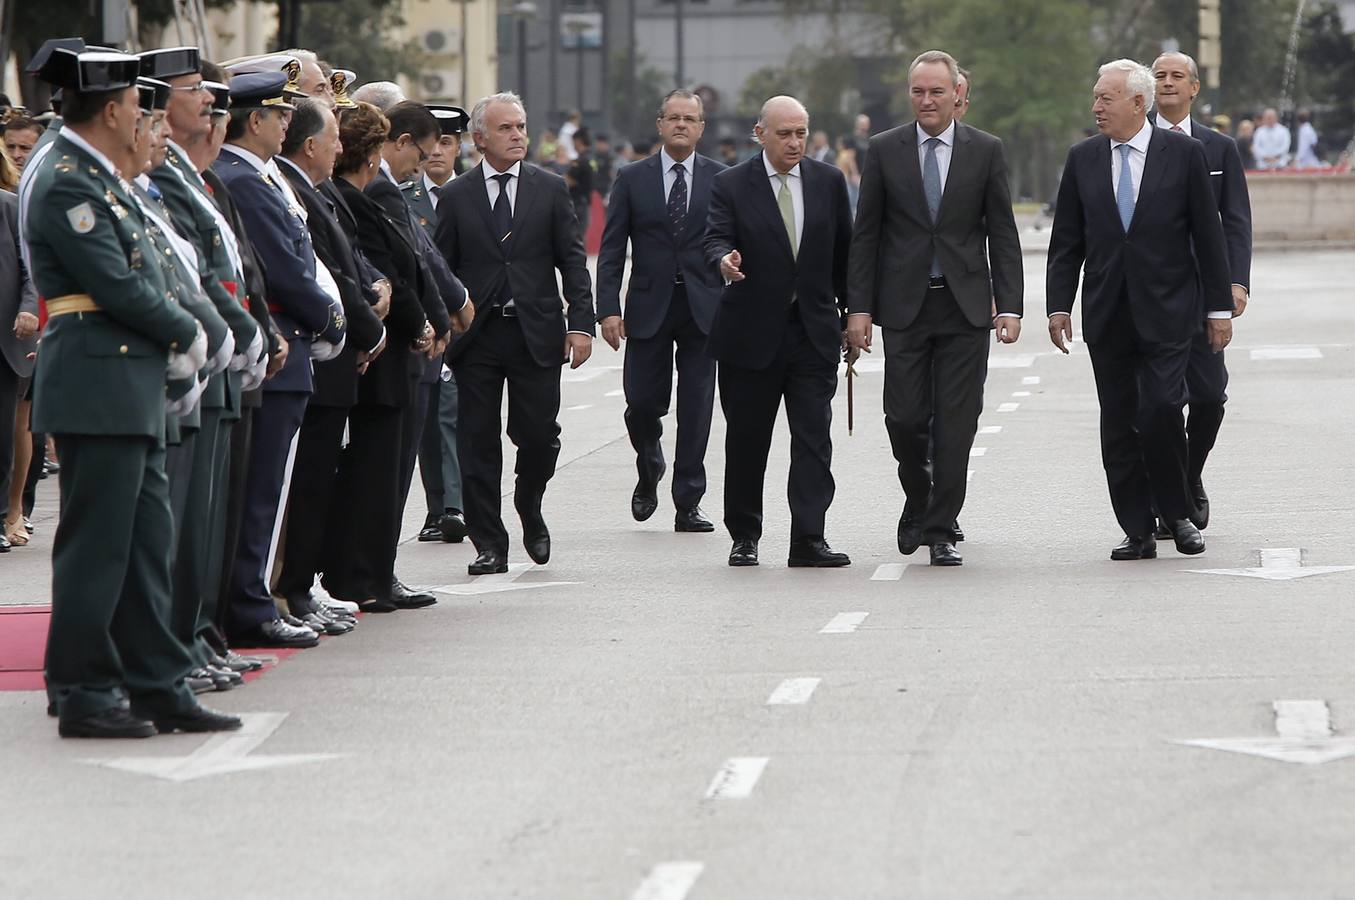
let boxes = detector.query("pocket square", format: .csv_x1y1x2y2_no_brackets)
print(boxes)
1209,170,1223,175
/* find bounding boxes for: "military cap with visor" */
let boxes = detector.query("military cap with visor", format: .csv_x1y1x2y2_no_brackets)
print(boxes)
137,47,201,80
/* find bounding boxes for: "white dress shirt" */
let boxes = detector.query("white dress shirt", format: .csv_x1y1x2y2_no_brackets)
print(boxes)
424,171,450,210
1295,122,1320,167
916,119,955,193
1155,113,1192,137
761,151,803,251
483,159,522,211
1251,123,1291,168
1110,118,1153,204
660,148,694,211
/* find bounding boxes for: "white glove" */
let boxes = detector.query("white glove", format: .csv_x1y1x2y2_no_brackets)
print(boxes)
205,330,235,376
241,350,269,391
439,364,452,383
309,334,345,362
230,325,264,372
165,375,206,416
167,321,208,380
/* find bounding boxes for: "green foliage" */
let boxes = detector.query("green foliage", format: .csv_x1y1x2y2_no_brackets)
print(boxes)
293,0,427,82
738,51,860,138
608,48,670,144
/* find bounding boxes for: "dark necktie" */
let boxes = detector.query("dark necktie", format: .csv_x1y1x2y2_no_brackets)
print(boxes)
668,163,687,238
492,172,513,243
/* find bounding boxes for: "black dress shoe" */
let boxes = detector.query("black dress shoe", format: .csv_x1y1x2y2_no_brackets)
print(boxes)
951,519,965,543
391,577,438,609
788,538,851,568
417,512,443,542
1111,535,1158,560
675,506,715,533
0,534,9,552
929,542,963,566
897,513,923,555
1167,518,1205,555
631,480,659,522
58,708,157,739
357,596,398,613
517,505,551,565
439,510,468,543
131,704,243,734
234,618,320,648
1190,479,1210,530
1154,520,1172,541
468,549,508,575
728,539,759,567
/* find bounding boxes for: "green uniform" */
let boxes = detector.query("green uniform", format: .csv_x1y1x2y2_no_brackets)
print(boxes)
27,131,203,721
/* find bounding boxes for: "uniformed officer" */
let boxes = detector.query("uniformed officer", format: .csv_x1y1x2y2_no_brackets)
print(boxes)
26,45,240,737
402,103,470,545
214,71,345,648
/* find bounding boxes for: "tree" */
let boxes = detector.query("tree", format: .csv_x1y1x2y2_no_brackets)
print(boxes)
608,47,669,146
292,0,427,83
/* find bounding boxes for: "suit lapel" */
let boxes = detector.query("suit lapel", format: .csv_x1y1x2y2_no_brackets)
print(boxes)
936,123,970,222
687,156,713,247
897,124,931,224
745,156,795,261
1089,137,1119,227
507,164,538,254
1129,127,1168,234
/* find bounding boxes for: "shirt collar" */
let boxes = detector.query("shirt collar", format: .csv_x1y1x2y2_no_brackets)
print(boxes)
423,171,443,193
379,158,394,181
761,151,801,180
916,119,956,147
57,129,122,181
482,160,522,181
1155,113,1192,136
660,147,694,176
223,143,272,176
1112,118,1155,154
275,154,314,188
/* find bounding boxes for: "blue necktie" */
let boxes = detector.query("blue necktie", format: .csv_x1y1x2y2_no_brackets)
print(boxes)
1116,143,1135,232
922,137,943,277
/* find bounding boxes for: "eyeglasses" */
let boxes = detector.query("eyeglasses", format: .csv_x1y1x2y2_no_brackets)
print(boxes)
661,115,702,125
170,83,210,94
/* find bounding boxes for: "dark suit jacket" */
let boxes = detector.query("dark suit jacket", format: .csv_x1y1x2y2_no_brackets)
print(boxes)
366,169,457,339
596,152,726,338
278,159,386,407
1046,126,1232,345
335,176,427,408
702,155,853,370
0,190,39,377
201,166,279,362
1188,116,1253,291
434,162,595,368
848,121,1023,328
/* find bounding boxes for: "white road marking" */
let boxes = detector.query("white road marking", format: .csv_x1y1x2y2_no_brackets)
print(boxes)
820,612,868,633
979,425,1002,435
704,757,769,799
997,402,1020,413
969,447,987,457
967,469,975,482
566,404,593,411
1250,347,1322,360
633,862,705,900
988,354,1035,368
86,713,338,782
1176,700,1355,765
605,389,624,397
1188,546,1355,582
871,563,906,581
1012,390,1031,397
767,678,821,705
1022,376,1041,385
430,563,579,595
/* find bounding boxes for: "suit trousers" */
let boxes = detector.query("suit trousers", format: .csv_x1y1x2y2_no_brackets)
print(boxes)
0,358,18,522
193,414,234,665
452,311,562,555
1087,294,1193,536
882,287,990,543
419,373,463,515
623,284,716,509
718,312,837,543
170,408,223,655
276,404,349,606
322,401,404,601
399,375,430,527
216,407,253,635
164,427,196,541
225,390,308,637
1185,329,1228,483
47,435,196,720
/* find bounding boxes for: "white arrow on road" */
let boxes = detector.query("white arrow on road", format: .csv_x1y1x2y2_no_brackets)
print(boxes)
86,712,338,782
1176,700,1355,765
1187,547,1355,582
430,563,578,596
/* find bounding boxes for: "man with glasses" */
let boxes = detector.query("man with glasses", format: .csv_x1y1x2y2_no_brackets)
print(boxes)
597,89,725,533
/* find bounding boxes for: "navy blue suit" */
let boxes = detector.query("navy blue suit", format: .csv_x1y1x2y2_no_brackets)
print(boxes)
597,152,725,510
213,146,346,637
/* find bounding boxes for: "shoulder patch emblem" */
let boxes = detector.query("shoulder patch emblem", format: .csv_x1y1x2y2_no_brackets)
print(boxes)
66,203,96,234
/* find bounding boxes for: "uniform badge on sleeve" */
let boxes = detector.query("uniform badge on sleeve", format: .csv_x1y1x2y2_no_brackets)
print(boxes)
66,203,96,234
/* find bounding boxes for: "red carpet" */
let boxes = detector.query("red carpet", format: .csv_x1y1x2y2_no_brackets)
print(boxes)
0,605,307,691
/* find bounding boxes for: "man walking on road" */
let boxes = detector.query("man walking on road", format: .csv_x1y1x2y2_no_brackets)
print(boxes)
596,89,725,534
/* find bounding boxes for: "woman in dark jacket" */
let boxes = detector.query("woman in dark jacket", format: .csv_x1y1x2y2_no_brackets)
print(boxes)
0,181,40,552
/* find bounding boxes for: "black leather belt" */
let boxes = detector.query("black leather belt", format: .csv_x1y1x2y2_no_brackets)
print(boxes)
928,275,947,290
497,303,518,318
673,274,685,285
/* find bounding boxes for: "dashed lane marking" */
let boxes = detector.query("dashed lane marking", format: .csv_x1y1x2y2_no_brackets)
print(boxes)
979,425,1002,435
1250,347,1322,361
767,678,821,705
871,563,905,581
1022,376,1041,385
704,757,769,799
970,447,988,457
820,612,868,633
997,402,1020,413
1012,390,1031,397
632,862,705,900
605,389,624,397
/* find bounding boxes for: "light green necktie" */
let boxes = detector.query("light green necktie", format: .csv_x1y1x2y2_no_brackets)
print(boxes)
776,173,797,257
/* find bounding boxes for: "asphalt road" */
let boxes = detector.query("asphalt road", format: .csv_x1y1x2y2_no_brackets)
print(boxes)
2,250,1353,899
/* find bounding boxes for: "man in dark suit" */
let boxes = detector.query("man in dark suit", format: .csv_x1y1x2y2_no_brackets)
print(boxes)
1047,59,1233,561
433,91,594,575
847,51,1023,568
704,95,854,569
1151,51,1252,533
274,98,386,630
597,88,725,532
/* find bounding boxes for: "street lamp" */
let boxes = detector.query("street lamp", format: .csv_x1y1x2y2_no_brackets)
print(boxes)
564,18,590,115
512,0,539,111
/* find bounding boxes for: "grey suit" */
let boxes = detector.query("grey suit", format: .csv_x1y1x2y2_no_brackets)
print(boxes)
0,189,39,525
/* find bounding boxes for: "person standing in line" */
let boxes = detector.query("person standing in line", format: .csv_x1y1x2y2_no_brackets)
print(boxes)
433,91,594,576
1151,52,1252,534
704,95,855,569
846,50,1023,568
1294,110,1321,167
1250,108,1290,169
597,89,725,533
1046,59,1232,561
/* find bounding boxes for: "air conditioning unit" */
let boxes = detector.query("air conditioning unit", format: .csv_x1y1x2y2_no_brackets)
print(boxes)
422,28,461,54
420,70,460,99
